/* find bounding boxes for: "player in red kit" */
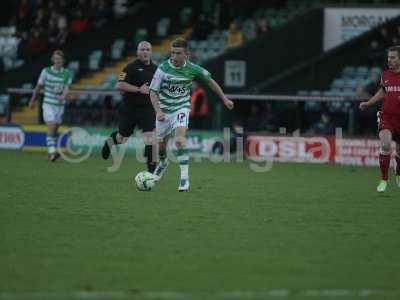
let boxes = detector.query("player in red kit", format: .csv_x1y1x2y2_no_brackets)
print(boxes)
360,46,400,192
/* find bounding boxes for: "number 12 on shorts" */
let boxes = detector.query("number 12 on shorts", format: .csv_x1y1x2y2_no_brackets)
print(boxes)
177,112,188,127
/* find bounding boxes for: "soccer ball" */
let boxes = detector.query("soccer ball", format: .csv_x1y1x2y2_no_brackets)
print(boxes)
134,171,155,191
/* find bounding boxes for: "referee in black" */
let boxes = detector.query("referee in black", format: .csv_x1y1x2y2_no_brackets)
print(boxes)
102,41,157,172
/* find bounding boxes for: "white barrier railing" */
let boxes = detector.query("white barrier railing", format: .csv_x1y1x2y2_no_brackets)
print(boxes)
7,88,360,102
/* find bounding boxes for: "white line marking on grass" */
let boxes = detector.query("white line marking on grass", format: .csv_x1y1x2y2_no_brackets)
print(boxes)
1,289,400,299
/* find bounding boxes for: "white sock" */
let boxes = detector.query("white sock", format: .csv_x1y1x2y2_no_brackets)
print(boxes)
180,164,189,179
47,136,57,154
177,149,189,179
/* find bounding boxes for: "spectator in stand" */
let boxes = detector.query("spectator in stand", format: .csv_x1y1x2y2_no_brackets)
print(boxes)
10,0,114,65
57,12,68,32
70,9,90,34
32,8,48,32
257,16,269,35
26,28,47,55
91,0,111,29
58,0,68,13
357,72,380,100
190,81,209,129
47,1,57,15
191,14,214,40
33,0,46,11
307,113,335,135
47,17,68,49
245,103,274,132
16,0,30,40
227,21,244,48
242,18,257,40
356,72,380,135
77,0,90,13
18,0,29,17
212,121,246,156
47,18,59,49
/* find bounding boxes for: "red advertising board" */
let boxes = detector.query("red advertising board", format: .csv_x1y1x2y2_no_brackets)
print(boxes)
246,135,395,167
0,126,25,150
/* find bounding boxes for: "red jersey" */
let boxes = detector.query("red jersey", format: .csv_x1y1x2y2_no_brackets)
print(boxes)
381,70,400,115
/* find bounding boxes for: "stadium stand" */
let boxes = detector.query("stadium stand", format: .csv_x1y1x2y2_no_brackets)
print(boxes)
1,0,400,135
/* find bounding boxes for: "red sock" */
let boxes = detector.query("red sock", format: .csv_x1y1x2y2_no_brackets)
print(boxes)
379,153,391,181
395,155,400,176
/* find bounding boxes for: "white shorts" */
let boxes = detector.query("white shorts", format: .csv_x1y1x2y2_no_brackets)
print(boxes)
156,108,190,139
42,103,65,124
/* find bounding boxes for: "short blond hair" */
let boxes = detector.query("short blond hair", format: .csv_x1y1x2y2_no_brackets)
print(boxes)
53,50,65,59
171,38,188,50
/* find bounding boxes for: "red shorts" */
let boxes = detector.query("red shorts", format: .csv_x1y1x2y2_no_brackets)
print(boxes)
378,111,400,142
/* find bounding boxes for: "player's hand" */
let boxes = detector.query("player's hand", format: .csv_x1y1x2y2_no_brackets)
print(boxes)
359,102,369,110
139,83,150,94
58,95,66,104
157,111,165,121
223,98,234,110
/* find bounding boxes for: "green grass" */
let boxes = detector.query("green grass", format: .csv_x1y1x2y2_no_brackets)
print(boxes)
1,150,400,300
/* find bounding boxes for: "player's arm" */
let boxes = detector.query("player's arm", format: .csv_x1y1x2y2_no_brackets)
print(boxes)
149,90,164,119
29,83,43,108
29,69,47,108
149,68,165,121
359,87,385,110
207,79,234,110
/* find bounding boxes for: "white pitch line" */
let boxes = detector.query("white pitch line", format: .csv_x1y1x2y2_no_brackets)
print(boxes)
1,289,400,300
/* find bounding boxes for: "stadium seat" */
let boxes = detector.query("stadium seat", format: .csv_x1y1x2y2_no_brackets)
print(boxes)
310,90,321,96
304,100,321,112
331,78,345,89
111,39,126,60
327,101,344,113
355,66,369,77
343,78,358,89
180,7,192,26
342,88,356,98
111,94,122,108
370,66,381,75
322,90,335,97
157,18,171,37
134,28,148,46
342,66,356,77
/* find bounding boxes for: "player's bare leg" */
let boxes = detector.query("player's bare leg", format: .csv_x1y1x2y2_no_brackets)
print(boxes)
47,123,60,162
377,129,392,192
395,142,400,187
175,126,189,192
153,137,169,181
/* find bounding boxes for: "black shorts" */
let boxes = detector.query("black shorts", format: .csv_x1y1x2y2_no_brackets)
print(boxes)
118,104,155,137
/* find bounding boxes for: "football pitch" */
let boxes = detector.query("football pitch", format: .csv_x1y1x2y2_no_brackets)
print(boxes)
1,150,400,300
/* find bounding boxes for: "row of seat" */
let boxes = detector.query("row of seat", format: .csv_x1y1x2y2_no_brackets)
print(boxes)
296,65,382,113
0,26,22,72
